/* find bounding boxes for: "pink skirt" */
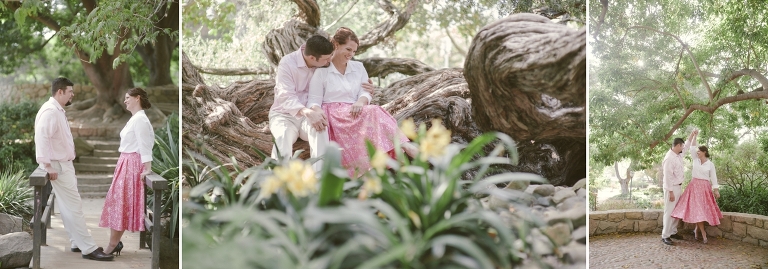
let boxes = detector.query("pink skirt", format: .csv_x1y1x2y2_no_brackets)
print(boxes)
671,178,723,226
322,103,409,178
99,152,145,232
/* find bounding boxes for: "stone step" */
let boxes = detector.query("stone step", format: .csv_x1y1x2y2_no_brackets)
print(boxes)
74,163,116,173
83,140,121,151
77,184,112,194
80,191,107,198
79,156,120,164
94,149,121,157
76,174,113,184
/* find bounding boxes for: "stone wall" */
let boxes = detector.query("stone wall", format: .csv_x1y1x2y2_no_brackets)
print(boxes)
0,84,178,104
589,210,768,248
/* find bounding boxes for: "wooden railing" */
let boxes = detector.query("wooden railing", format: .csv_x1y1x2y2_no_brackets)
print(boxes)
140,173,168,269
29,168,55,269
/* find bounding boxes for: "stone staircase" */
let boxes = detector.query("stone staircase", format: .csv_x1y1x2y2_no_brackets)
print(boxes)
75,139,121,198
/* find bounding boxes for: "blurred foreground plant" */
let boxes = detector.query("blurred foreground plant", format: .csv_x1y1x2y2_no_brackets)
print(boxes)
183,119,550,268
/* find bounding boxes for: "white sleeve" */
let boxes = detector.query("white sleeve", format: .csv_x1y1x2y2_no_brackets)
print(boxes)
356,63,372,104
710,162,719,189
135,117,155,163
307,69,327,109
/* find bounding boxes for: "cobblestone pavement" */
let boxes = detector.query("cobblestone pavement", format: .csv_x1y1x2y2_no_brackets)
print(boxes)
590,232,768,269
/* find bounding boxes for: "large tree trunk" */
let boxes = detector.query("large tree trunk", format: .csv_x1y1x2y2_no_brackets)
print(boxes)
183,10,586,185
136,0,179,87
614,162,631,195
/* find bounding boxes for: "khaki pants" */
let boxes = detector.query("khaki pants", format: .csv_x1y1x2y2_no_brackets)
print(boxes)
268,112,329,172
46,161,99,254
661,185,682,238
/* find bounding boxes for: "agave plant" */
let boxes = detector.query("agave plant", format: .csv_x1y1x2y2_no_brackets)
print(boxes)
0,166,33,218
149,113,180,238
183,120,550,268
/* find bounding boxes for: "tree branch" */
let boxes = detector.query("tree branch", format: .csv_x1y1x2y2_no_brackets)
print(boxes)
628,26,713,101
81,0,96,13
649,90,768,149
357,0,418,55
193,65,272,76
592,0,608,40
726,69,768,90
291,0,321,27
444,28,467,56
323,0,359,32
359,57,434,78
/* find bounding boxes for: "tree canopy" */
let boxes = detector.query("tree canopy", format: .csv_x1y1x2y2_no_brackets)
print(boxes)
589,0,768,169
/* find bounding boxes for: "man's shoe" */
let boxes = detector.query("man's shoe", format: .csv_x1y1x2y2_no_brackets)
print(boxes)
70,247,81,252
661,238,674,245
670,233,684,240
82,247,114,261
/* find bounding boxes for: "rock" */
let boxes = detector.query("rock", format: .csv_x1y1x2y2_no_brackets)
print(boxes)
74,137,94,157
524,185,538,194
552,188,576,204
571,178,586,190
556,196,585,212
505,180,530,191
536,197,551,206
160,236,180,269
572,226,587,244
576,188,587,199
560,241,587,264
543,222,572,246
0,214,23,235
529,228,554,256
533,184,555,197
0,232,33,269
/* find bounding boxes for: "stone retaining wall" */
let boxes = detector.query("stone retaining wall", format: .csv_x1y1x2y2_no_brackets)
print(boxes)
589,210,768,248
0,84,178,104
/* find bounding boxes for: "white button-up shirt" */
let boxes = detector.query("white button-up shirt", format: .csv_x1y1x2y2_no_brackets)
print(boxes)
662,140,690,191
118,110,154,163
34,97,75,164
269,46,317,119
307,60,371,108
689,146,719,189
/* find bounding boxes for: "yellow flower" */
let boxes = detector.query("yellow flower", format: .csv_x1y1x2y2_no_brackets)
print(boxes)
399,118,418,140
419,119,452,161
363,176,383,195
259,176,283,198
370,150,389,174
274,160,318,198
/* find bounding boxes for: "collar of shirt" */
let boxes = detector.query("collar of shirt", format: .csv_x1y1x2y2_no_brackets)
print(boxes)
294,44,308,69
134,110,146,117
49,97,65,112
328,61,357,75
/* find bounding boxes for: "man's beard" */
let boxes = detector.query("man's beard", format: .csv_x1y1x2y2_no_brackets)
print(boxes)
65,100,72,106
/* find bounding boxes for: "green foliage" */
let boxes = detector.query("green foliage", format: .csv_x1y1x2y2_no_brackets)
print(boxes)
0,167,33,218
588,0,768,169
716,138,768,215
0,100,40,173
183,132,553,268
718,186,768,216
149,113,180,238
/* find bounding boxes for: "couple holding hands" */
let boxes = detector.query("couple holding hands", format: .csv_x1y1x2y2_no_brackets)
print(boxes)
661,129,724,245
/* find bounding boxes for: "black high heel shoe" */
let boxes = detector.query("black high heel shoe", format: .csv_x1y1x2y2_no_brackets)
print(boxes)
109,241,124,256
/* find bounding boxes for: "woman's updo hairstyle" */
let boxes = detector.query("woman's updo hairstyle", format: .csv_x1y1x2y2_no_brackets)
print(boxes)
332,27,359,47
128,87,152,109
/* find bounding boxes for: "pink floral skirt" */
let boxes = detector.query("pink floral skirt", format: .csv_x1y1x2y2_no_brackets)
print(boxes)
99,152,145,232
323,103,409,178
671,178,723,226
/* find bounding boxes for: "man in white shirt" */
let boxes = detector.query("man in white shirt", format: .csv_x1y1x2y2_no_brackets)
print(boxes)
34,77,113,261
660,135,691,245
268,35,374,171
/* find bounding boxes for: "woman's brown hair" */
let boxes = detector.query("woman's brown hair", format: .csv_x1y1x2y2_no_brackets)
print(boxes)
332,27,359,47
127,87,152,109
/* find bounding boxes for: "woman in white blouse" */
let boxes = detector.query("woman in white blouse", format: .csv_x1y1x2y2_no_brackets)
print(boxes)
99,88,155,256
308,27,418,178
671,129,723,244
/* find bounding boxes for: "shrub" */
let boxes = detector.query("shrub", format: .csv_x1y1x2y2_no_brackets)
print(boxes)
0,101,40,173
149,113,180,238
0,166,34,218
183,120,552,268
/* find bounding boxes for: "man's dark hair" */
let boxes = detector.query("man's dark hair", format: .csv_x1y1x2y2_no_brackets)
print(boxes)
304,35,334,59
51,77,74,96
672,138,685,147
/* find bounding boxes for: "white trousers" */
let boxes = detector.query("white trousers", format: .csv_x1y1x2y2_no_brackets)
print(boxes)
269,113,329,172
46,161,98,254
661,185,682,238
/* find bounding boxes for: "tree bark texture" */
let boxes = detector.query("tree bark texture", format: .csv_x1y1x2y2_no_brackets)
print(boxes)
136,0,179,87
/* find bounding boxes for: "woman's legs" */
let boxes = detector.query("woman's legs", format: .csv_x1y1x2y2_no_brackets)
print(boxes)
697,222,707,243
105,229,125,253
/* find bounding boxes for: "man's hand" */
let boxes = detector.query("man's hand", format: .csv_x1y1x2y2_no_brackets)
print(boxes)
362,78,375,96
303,107,328,131
350,100,365,118
44,165,58,181
668,191,675,202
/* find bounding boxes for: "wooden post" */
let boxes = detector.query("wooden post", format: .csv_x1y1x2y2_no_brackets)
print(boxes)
28,168,48,269
145,173,168,269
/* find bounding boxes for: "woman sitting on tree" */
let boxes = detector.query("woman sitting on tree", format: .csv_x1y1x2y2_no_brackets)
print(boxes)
307,27,418,178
